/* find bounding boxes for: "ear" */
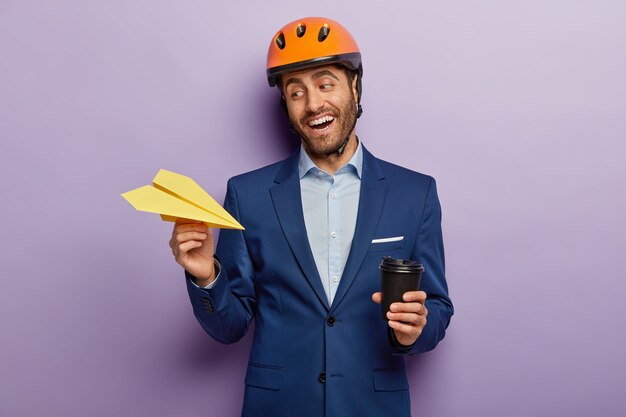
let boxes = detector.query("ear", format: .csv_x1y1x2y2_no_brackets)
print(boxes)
280,94,287,112
351,75,359,102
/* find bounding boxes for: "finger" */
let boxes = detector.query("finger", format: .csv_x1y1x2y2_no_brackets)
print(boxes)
390,302,425,315
402,291,427,303
387,320,419,336
177,240,203,254
174,223,209,234
171,232,207,250
171,226,208,247
175,231,208,245
387,311,419,324
371,292,382,304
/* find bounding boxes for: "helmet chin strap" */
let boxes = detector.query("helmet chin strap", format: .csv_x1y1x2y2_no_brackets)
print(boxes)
336,102,360,155
336,133,351,155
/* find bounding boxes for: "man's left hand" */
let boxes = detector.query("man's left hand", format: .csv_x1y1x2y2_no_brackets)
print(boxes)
371,291,428,347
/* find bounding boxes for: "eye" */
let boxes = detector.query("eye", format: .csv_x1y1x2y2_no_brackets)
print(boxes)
320,83,333,90
291,90,304,99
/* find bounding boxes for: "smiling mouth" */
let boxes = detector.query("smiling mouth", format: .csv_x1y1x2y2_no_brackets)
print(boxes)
308,115,335,131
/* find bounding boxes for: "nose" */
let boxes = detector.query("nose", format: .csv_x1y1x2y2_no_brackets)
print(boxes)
305,88,324,113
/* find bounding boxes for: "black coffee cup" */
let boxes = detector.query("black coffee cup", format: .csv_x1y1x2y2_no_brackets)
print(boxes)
379,257,424,321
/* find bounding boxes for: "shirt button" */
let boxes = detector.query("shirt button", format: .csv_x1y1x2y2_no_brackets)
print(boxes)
330,192,336,199
330,231,337,238
317,171,324,176
333,275,339,283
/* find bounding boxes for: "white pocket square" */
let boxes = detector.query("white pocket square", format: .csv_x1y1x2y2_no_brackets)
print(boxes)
371,236,404,244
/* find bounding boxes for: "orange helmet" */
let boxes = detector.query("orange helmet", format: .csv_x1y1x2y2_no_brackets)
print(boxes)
266,17,362,87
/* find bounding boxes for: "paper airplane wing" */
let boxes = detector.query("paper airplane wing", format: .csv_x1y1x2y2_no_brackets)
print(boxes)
151,169,243,230
121,175,244,230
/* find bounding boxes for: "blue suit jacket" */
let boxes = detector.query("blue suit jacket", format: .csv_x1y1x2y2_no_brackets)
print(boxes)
186,145,453,417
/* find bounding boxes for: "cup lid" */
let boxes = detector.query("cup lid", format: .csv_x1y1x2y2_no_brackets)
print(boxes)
379,256,424,273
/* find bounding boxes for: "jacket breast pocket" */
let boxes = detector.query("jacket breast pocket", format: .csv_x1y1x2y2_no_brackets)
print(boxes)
368,237,405,252
244,362,284,391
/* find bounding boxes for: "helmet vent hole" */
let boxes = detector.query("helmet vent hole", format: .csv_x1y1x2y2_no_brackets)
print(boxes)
318,25,330,42
276,32,286,49
296,24,306,38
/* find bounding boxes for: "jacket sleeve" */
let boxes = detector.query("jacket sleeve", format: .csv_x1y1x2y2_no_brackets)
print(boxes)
401,176,454,355
185,178,256,344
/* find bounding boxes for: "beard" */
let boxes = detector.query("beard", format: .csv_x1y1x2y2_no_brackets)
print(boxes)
290,94,357,157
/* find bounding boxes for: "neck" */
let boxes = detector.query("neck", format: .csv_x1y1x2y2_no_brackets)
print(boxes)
303,132,358,175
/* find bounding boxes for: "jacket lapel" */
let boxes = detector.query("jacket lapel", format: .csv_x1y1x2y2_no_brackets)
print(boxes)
269,151,330,311
330,147,387,311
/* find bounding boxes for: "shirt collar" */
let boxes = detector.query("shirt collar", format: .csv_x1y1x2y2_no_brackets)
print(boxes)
298,138,363,179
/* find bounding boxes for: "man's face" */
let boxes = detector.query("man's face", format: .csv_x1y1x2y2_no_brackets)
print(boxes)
281,64,358,157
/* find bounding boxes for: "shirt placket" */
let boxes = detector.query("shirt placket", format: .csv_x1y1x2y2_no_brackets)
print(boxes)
328,171,341,303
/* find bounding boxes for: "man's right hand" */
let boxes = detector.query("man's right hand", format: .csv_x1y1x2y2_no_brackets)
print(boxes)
169,220,216,287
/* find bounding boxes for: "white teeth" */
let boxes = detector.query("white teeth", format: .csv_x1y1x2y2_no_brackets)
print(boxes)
308,115,335,126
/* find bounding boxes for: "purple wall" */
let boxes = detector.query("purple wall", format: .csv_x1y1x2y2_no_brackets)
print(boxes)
2,1,625,416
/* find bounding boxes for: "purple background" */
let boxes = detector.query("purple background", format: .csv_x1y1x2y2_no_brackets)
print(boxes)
1,1,625,416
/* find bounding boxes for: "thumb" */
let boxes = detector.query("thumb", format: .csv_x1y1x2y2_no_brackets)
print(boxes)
371,292,382,304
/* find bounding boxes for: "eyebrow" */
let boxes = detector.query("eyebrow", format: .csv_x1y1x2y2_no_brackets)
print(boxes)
312,70,340,81
283,70,341,89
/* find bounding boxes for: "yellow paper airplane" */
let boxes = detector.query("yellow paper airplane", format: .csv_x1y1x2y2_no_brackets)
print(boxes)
121,169,244,230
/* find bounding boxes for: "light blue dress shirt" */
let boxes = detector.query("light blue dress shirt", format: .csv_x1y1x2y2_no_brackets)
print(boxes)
298,141,362,304
194,140,363,307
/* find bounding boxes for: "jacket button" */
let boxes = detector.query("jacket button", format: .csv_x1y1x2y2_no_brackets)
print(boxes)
327,316,336,326
318,372,326,383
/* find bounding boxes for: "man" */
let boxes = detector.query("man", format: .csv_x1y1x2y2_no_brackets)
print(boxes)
170,17,453,417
